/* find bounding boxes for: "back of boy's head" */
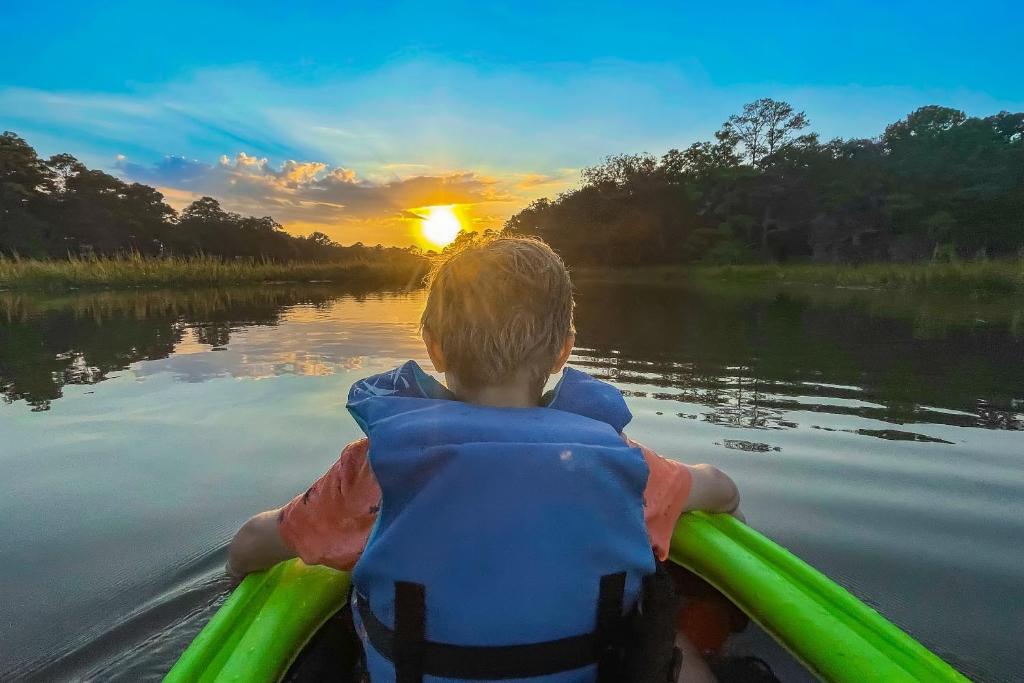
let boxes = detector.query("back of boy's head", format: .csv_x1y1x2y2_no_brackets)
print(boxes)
421,237,575,392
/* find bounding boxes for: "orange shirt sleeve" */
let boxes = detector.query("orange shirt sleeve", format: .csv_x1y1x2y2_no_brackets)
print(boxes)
277,437,381,571
626,436,693,561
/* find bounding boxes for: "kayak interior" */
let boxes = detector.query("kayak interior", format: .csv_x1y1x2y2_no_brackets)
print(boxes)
279,601,816,683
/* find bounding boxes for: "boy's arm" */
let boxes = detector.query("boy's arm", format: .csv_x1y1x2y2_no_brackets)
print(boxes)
627,436,745,559
227,508,296,578
226,438,380,579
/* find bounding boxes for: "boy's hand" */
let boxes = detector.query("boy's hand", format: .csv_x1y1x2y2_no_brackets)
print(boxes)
226,508,297,578
683,464,741,515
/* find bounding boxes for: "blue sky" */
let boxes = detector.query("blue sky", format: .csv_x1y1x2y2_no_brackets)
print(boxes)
2,1,1021,245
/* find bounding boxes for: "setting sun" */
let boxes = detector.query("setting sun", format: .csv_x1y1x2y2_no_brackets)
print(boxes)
420,205,462,247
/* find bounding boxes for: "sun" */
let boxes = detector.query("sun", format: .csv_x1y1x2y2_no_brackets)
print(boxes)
420,205,462,247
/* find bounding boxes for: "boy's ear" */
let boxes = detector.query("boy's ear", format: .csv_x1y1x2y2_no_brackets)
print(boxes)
422,329,447,372
550,334,575,374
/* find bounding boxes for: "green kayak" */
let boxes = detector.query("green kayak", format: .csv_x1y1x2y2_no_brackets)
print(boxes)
165,513,966,682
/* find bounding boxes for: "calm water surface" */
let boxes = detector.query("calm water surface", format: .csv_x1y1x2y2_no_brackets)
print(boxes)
0,282,1021,681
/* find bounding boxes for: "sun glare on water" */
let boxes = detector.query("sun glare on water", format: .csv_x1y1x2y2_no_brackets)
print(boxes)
420,205,462,247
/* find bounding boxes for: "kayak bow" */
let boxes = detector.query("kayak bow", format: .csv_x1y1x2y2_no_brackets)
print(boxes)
166,513,967,682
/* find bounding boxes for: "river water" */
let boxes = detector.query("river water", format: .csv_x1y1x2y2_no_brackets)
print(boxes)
0,281,1021,681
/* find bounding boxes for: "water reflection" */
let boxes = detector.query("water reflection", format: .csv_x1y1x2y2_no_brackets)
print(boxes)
571,282,1023,434
1,282,1021,432
0,285,423,410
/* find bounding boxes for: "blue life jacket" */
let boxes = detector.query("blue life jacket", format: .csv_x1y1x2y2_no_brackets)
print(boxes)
347,361,655,683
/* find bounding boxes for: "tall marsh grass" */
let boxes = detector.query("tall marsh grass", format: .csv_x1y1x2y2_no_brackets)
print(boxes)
575,259,1024,296
0,254,428,291
695,260,1024,295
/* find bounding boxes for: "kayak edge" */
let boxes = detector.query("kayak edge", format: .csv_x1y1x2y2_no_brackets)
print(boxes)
165,513,968,682
669,512,967,683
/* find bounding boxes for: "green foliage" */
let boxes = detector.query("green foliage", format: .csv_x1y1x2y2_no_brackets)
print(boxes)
703,239,756,265
506,99,1024,268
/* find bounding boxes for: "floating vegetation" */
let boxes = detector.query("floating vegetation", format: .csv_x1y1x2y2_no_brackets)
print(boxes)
718,439,781,453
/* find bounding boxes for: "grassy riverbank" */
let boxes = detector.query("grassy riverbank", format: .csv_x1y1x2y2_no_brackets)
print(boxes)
6,255,1022,296
574,259,1024,295
0,255,428,291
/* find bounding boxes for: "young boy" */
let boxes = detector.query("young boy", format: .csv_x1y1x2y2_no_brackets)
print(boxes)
229,237,741,682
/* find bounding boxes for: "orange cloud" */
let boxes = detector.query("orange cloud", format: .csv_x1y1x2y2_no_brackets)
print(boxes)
121,153,576,246
513,169,578,191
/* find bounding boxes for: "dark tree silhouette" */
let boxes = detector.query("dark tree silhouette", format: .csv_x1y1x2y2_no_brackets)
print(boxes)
506,100,1024,266
0,133,53,255
721,98,816,167
0,134,422,265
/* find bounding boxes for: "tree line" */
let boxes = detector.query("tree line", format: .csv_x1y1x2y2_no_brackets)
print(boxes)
505,100,1024,265
0,132,415,263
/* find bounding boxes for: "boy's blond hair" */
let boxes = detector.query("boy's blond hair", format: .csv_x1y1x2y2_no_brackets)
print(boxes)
421,237,575,391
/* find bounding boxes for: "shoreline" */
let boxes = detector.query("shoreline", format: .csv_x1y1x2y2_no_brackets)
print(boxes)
572,260,1024,295
3,256,1022,296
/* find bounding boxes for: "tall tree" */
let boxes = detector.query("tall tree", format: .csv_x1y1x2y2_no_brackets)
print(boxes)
720,98,814,167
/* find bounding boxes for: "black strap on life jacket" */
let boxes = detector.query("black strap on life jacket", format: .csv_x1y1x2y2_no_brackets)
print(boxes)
393,581,426,683
356,572,627,682
621,563,684,683
596,572,627,683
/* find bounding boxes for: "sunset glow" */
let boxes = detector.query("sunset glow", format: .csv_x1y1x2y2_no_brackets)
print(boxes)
4,4,1015,249
420,206,462,247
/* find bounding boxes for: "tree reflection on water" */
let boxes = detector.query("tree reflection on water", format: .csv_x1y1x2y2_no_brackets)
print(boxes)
1,281,1021,432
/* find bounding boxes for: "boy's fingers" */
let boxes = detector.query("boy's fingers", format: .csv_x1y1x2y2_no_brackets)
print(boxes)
225,560,244,584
